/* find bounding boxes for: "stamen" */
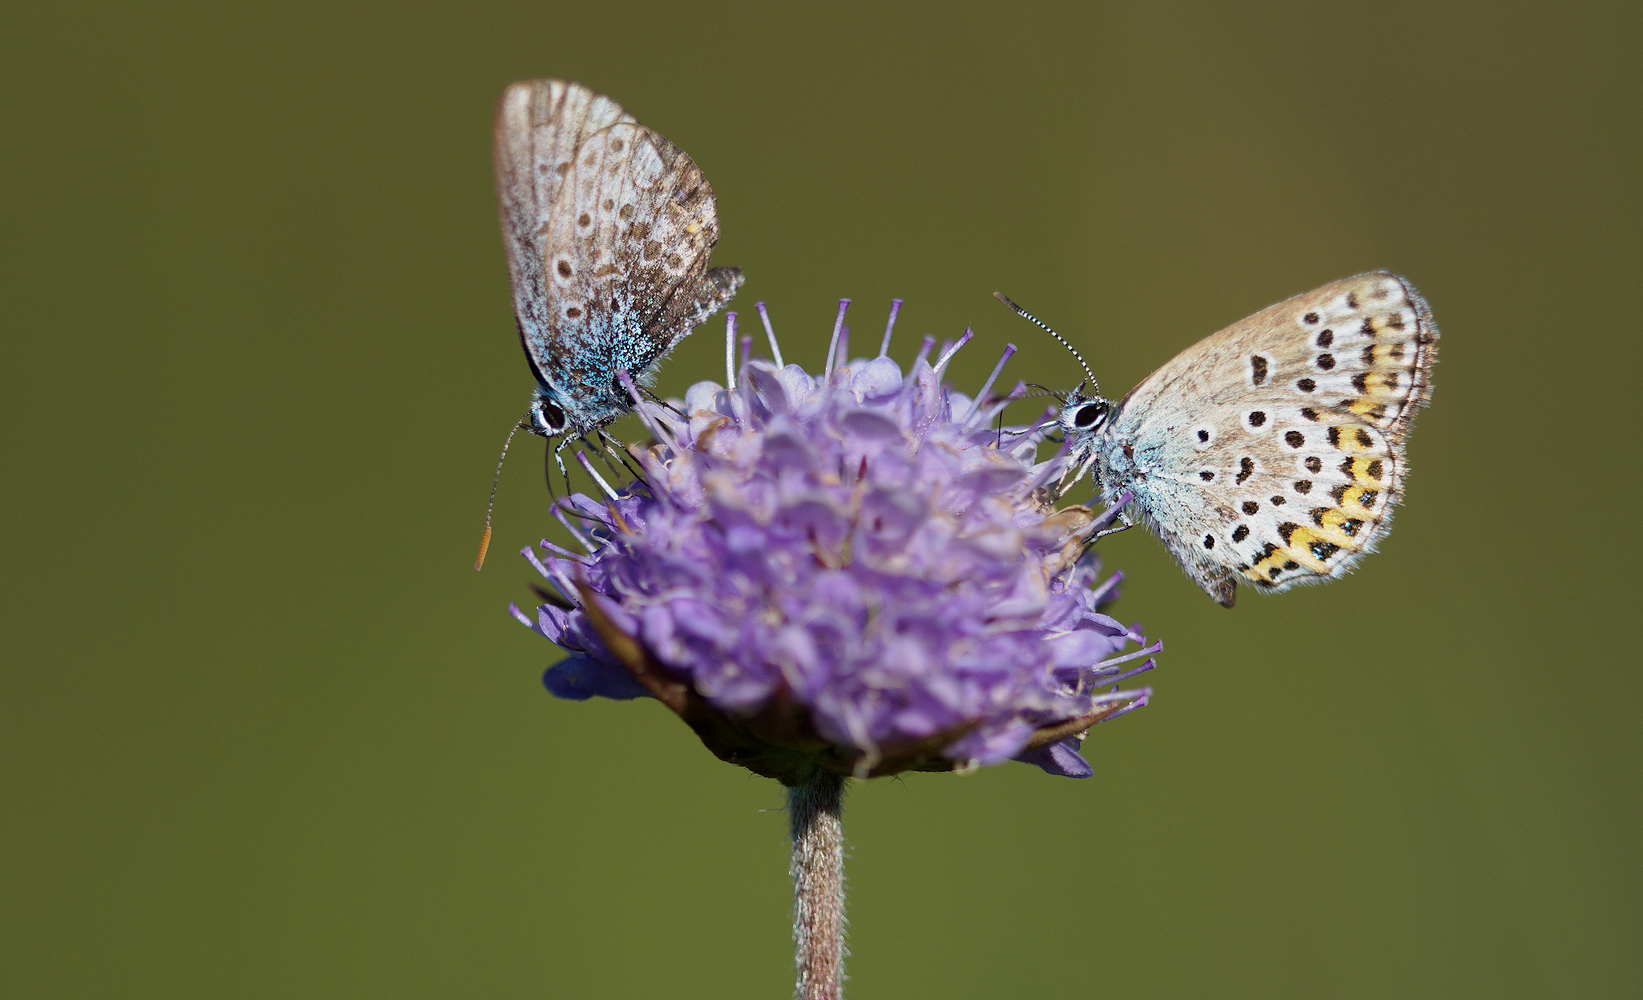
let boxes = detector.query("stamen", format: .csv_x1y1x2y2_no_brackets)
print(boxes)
617,371,681,455
933,328,966,377
913,333,939,367
932,328,974,378
1088,639,1164,678
740,334,752,373
1089,488,1135,536
551,499,596,553
980,381,1029,428
1095,692,1151,721
531,548,585,608
1106,657,1158,687
575,450,620,502
537,539,587,561
755,301,784,368
1089,569,1123,605
962,343,1017,425
824,299,851,380
879,298,903,358
724,311,739,390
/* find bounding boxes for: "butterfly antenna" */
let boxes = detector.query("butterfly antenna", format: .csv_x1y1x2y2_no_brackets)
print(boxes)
1021,383,1068,404
993,292,1099,396
476,418,529,570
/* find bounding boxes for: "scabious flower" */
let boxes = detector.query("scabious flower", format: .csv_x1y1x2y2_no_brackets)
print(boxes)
511,301,1159,785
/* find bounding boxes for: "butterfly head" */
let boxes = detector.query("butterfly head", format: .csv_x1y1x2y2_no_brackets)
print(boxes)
993,291,1108,442
526,388,573,439
1058,384,1111,438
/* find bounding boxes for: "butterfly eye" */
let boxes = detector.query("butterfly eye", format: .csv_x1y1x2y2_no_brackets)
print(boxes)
1073,401,1108,429
530,398,569,436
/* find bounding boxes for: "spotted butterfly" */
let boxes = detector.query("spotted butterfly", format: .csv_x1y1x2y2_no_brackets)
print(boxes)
1000,272,1437,606
493,79,742,466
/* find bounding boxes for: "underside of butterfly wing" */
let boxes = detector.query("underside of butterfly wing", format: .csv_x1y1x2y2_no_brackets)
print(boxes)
1094,272,1437,606
493,80,742,433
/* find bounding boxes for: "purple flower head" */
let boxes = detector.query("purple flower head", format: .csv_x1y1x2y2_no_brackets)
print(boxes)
511,300,1159,785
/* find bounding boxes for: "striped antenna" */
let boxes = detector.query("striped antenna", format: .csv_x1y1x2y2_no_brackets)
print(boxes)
993,292,1098,396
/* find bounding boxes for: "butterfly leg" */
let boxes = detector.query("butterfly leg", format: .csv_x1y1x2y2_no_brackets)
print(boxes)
546,436,575,499
594,428,648,488
1092,518,1133,541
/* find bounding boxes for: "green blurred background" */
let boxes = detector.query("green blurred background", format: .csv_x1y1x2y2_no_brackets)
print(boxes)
5,2,1639,997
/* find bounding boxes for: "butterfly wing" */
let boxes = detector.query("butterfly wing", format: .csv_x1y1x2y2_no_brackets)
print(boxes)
1096,272,1437,606
493,80,742,431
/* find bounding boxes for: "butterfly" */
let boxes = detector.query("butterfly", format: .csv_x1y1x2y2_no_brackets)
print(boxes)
493,79,743,470
998,272,1437,607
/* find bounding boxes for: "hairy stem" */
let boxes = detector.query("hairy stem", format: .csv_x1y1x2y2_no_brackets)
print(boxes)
789,770,847,1000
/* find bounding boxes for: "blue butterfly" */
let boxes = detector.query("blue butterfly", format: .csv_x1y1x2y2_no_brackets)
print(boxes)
493,79,742,469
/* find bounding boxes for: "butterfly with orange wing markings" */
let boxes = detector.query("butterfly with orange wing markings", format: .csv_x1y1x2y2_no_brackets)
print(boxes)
1003,272,1437,607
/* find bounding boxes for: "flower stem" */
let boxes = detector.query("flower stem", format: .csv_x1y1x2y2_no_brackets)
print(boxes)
789,770,847,1000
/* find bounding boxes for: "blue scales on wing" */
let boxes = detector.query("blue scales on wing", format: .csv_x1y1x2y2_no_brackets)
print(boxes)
493,79,743,437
